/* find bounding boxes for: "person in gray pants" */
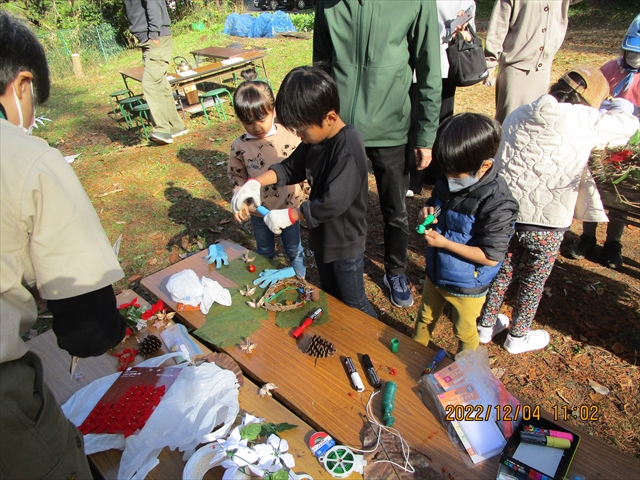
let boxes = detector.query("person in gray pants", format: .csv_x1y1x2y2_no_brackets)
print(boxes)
125,0,187,144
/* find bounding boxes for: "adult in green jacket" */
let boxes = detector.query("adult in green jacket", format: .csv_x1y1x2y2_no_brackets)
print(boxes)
313,0,442,308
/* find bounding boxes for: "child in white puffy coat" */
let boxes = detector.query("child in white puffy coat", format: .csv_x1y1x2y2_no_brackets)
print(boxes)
477,65,639,354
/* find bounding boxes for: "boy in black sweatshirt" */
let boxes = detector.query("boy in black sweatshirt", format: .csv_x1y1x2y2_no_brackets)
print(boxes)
231,66,376,318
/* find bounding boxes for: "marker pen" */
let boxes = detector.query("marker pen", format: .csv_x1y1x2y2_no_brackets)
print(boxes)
423,349,447,375
361,354,382,389
520,431,571,449
524,425,573,442
344,357,365,392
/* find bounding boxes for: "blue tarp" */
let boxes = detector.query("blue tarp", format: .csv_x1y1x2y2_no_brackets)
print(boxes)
223,11,297,38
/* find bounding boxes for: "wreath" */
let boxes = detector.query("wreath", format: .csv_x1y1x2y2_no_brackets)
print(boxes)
261,278,319,312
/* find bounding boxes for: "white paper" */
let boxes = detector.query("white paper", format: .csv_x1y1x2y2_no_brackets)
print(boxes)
177,70,198,77
513,443,564,477
221,57,244,65
458,418,506,460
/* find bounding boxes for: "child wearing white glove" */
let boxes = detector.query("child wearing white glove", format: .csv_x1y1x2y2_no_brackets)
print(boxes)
227,69,307,278
231,66,377,318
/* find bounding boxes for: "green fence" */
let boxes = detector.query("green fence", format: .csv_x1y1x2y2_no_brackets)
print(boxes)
38,24,123,79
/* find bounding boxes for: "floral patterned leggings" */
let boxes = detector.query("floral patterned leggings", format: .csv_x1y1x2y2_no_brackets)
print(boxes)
479,230,564,337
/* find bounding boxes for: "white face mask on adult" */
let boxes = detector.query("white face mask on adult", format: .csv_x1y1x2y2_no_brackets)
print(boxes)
12,81,36,134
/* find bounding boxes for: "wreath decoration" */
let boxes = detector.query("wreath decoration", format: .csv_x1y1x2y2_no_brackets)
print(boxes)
261,278,320,312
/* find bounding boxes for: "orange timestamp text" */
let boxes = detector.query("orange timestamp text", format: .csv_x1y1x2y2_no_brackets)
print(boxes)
444,404,541,422
552,405,600,421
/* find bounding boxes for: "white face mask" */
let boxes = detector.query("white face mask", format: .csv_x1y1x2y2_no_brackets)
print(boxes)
12,81,36,134
447,171,480,192
624,51,640,69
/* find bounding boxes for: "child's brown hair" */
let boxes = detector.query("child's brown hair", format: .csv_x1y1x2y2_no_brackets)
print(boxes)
233,69,274,124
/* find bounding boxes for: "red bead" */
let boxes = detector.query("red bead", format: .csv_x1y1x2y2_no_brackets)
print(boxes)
248,264,256,273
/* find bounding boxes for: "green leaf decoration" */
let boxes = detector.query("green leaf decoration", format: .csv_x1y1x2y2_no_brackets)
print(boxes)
611,171,630,184
240,423,262,441
275,422,298,433
629,129,640,146
271,469,288,480
630,168,640,180
259,422,278,437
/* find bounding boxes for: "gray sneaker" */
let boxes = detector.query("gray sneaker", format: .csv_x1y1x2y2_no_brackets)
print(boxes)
383,274,414,308
171,128,189,138
150,131,173,145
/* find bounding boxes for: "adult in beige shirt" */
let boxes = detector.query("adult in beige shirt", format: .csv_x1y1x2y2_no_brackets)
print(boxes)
0,13,125,479
485,0,582,122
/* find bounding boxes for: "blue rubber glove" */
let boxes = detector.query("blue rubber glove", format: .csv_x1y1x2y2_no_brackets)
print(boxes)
204,244,229,268
253,267,296,288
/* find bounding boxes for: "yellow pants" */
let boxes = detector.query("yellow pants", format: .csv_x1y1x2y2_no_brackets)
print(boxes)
413,277,484,351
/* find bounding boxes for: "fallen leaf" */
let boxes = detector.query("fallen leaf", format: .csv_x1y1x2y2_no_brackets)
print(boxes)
259,382,277,397
180,236,190,250
579,334,588,342
617,375,633,390
128,274,143,284
588,379,610,395
219,219,231,225
589,392,604,402
147,258,157,265
611,342,626,355
168,253,180,264
491,367,505,379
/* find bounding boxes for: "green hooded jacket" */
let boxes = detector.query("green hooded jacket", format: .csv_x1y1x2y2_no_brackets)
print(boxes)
313,0,442,149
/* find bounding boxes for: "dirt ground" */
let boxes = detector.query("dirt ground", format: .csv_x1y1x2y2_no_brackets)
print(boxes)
35,5,639,462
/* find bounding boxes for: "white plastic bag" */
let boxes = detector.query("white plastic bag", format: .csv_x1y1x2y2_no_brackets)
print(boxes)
62,353,240,480
166,269,232,314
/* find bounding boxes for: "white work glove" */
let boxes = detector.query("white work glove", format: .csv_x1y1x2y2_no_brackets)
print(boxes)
264,208,294,235
599,98,635,115
231,179,262,214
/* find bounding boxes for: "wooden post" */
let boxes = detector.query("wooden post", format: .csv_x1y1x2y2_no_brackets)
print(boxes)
71,53,83,78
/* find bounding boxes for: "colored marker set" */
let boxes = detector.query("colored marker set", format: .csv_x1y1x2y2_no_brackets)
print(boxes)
344,354,382,392
498,418,580,480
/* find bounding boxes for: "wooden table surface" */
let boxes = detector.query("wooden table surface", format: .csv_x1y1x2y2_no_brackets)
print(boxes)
27,290,327,480
119,51,268,85
190,47,258,60
141,241,639,479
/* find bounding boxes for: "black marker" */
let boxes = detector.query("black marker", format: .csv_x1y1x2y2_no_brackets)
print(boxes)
362,354,382,389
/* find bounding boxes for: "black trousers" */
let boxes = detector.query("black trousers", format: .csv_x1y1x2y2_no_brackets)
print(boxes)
366,145,409,276
408,77,457,193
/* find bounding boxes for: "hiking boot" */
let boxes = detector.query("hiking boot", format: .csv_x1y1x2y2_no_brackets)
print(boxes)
171,128,189,138
150,131,173,145
383,274,414,308
603,241,623,269
504,330,550,354
566,234,596,259
478,314,510,344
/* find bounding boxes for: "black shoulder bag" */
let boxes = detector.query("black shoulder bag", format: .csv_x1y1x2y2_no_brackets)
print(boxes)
446,25,489,87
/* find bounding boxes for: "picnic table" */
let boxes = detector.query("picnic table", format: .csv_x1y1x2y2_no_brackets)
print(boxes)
190,46,269,75
137,240,639,479
118,50,269,118
27,290,326,480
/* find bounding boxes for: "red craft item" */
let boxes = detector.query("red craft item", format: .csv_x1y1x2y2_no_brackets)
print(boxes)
141,299,165,320
78,367,181,437
248,264,256,273
118,297,140,310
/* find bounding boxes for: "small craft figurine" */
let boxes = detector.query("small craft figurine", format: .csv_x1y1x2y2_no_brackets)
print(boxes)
247,297,265,309
239,338,257,354
415,205,441,234
242,251,256,263
240,285,257,297
259,382,277,397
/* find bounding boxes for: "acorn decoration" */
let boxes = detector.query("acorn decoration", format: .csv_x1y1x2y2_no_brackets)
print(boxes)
305,334,336,359
138,334,162,358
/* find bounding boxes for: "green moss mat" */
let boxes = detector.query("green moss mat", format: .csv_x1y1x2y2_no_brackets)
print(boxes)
274,290,330,329
214,251,284,289
195,289,270,348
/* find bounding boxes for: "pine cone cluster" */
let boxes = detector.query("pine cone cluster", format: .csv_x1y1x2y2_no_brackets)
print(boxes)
305,334,336,358
138,334,162,358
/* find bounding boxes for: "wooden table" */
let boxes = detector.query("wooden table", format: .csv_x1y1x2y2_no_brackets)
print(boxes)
190,47,268,74
27,290,326,480
119,50,269,119
141,241,639,479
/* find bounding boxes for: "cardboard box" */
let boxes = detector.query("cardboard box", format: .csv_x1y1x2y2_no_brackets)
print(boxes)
183,83,199,105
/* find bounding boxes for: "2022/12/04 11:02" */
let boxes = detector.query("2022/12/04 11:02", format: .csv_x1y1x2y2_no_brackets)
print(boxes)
552,405,600,422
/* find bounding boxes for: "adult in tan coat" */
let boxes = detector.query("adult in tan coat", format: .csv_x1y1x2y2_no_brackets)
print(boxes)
484,0,582,123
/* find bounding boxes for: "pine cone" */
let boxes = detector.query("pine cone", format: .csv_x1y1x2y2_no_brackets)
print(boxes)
138,334,162,358
310,289,320,302
305,334,336,358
